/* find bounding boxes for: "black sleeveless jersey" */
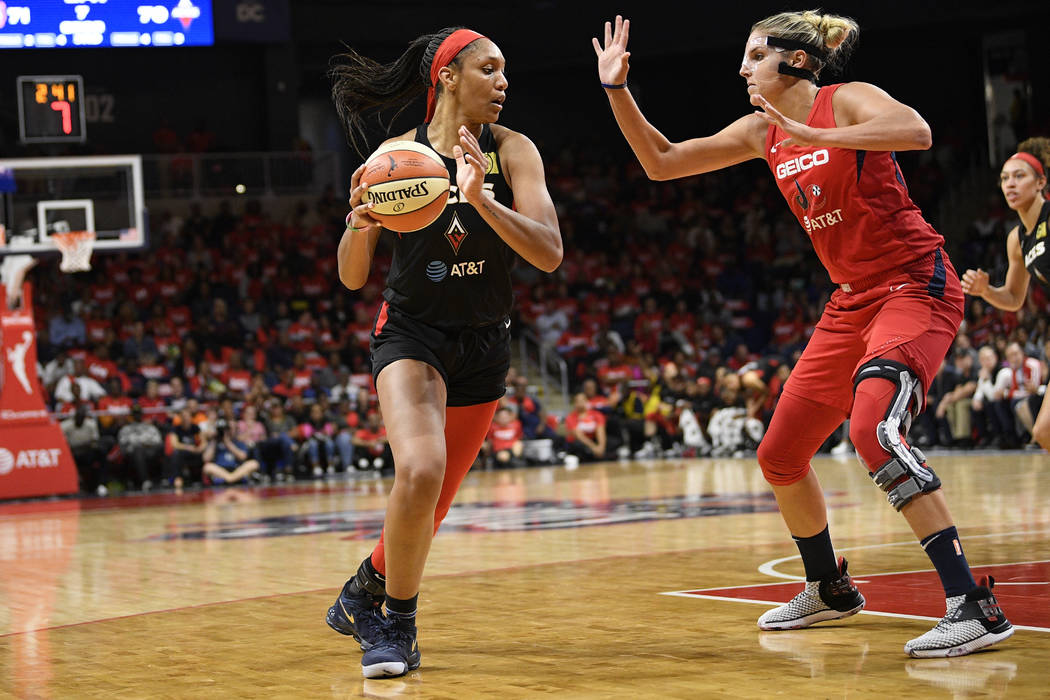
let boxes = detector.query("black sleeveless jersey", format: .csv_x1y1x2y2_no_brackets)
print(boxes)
380,123,517,329
1019,200,1050,289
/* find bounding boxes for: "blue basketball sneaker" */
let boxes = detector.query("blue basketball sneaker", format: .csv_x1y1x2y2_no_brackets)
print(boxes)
326,559,386,650
361,615,421,679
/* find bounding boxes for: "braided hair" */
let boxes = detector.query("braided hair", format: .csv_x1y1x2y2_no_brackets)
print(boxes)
329,27,476,157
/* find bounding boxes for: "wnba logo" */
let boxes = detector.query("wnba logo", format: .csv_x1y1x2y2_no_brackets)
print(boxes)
426,260,448,282
0,448,12,475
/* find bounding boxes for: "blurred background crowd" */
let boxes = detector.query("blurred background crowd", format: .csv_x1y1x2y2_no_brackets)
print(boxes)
23,128,1050,496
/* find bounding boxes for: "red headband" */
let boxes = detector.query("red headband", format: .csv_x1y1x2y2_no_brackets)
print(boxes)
1006,152,1046,178
425,29,485,123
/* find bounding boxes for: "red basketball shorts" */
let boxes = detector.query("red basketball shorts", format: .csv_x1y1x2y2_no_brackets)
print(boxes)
782,248,964,415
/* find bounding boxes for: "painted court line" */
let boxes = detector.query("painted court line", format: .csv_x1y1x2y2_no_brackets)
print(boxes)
659,591,1050,634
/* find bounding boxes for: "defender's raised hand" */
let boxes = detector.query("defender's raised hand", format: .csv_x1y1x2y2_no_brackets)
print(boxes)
592,15,631,86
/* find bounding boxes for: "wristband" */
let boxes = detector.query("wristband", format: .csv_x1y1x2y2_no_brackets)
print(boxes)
345,211,362,232
601,82,627,89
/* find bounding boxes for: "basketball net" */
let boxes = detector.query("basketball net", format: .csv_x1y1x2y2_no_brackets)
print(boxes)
52,230,96,272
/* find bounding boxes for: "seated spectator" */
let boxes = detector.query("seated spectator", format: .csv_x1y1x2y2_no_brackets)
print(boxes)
707,373,764,457
117,404,165,490
506,374,556,440
582,377,625,455
202,418,261,485
300,402,337,476
50,308,86,348
138,380,168,423
1012,343,1047,448
235,402,268,466
60,404,114,496
934,348,979,447
564,392,607,463
972,346,1005,447
53,357,107,405
97,377,135,435
352,410,393,471
256,402,298,480
167,405,206,489
992,342,1042,447
485,406,525,468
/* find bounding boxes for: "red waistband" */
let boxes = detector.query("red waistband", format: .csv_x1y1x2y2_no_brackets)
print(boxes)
838,250,938,294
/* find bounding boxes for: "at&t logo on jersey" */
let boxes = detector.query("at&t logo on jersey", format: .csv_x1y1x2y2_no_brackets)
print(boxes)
426,261,448,282
803,209,845,235
776,149,830,179
425,260,486,283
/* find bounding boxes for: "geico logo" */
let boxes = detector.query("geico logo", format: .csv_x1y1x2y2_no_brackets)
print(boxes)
776,149,830,179
1025,241,1045,268
450,260,486,277
447,183,495,205
0,447,62,475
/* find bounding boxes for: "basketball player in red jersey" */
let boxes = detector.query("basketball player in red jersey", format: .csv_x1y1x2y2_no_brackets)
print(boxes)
325,28,561,678
962,138,1050,449
595,11,1013,657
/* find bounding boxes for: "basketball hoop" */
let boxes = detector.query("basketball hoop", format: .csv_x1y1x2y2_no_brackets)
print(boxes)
52,230,95,272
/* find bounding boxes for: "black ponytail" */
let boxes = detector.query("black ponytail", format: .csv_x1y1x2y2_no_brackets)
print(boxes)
329,27,466,158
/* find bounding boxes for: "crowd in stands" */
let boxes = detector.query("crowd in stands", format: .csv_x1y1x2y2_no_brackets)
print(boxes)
14,131,1050,497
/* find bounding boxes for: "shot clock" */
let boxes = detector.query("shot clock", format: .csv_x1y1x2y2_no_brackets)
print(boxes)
17,75,87,144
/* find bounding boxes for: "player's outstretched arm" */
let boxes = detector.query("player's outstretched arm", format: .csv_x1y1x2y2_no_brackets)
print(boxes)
455,125,562,273
961,227,1030,312
338,163,383,290
593,15,764,181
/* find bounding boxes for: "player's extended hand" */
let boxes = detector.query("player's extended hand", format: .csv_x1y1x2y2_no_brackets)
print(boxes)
592,15,631,85
453,125,487,205
960,268,989,296
751,93,819,148
347,163,381,233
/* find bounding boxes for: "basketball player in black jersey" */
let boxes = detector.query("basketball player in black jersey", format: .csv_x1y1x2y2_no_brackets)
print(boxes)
324,28,562,679
962,137,1050,450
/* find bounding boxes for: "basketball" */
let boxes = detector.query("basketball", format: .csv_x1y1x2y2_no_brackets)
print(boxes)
361,141,450,232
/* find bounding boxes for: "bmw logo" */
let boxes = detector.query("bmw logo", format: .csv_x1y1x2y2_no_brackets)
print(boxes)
426,260,448,282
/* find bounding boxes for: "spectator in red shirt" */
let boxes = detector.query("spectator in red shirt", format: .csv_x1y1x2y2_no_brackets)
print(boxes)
633,297,665,355
564,392,607,462
287,311,318,353
353,411,393,472
272,368,302,399
138,379,168,423
485,406,524,468
222,351,253,398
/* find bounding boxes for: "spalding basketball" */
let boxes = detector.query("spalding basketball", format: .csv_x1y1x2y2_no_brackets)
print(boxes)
361,141,450,233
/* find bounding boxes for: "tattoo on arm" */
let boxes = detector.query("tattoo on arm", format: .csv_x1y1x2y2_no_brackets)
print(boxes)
480,199,501,220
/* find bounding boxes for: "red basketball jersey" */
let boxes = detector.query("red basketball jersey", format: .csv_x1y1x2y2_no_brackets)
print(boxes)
765,83,943,284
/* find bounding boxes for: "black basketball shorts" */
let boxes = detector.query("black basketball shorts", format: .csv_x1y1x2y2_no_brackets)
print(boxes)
370,301,511,407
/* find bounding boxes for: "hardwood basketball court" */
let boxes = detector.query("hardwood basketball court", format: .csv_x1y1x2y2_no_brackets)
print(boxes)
2,451,1047,697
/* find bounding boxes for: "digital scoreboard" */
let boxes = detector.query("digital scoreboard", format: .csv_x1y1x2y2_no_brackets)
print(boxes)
0,1,214,49
17,75,86,143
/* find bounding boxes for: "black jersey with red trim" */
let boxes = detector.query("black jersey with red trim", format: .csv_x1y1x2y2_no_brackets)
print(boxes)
380,123,516,329
1019,200,1050,289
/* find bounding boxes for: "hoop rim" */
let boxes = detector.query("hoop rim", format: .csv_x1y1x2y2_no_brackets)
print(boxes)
51,230,97,251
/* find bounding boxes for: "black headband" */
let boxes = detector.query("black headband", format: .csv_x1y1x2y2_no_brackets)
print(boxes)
765,36,828,62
